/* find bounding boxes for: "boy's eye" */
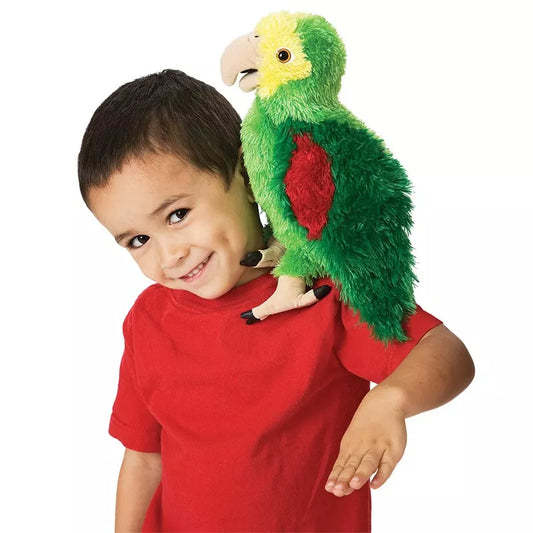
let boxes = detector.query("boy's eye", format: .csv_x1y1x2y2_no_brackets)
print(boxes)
169,208,190,224
129,235,149,249
125,209,190,250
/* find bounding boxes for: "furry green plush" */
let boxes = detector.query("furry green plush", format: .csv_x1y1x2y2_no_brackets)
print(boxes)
221,11,417,342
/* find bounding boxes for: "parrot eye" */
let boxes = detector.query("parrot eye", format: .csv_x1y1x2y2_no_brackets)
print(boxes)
276,48,292,63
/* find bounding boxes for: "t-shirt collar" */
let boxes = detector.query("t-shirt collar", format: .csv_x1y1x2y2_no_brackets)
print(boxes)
167,270,276,312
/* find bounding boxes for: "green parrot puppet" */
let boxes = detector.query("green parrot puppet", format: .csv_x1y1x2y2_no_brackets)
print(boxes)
220,11,417,342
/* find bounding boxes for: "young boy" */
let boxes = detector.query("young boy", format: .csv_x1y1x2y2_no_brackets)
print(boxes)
78,69,474,532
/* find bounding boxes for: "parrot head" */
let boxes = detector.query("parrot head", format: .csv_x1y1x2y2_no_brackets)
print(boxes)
221,12,346,118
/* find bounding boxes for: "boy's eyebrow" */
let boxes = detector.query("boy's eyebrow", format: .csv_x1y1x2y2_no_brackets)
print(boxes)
150,194,190,217
114,194,190,244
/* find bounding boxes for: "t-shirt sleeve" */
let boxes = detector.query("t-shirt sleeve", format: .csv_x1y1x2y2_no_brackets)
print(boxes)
108,311,162,452
336,303,443,384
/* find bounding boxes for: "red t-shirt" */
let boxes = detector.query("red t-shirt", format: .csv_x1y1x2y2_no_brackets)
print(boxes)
109,273,442,532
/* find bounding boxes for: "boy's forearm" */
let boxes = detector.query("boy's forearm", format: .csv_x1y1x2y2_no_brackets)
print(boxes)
325,324,473,496
116,449,162,533
372,324,475,418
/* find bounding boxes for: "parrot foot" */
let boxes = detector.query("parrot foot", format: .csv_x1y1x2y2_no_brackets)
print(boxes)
240,237,286,268
240,275,332,324
240,251,263,267
240,310,261,325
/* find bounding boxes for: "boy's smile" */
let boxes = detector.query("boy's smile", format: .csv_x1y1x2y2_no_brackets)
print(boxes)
88,152,269,299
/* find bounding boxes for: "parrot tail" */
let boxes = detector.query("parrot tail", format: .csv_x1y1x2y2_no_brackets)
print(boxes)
329,236,418,344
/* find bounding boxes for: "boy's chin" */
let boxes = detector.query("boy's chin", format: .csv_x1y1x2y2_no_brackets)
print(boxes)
157,277,232,300
156,266,268,298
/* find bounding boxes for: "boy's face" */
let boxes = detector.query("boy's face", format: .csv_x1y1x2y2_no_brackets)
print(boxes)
88,152,268,299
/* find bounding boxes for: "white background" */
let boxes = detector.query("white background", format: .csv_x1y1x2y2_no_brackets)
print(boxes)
1,0,531,531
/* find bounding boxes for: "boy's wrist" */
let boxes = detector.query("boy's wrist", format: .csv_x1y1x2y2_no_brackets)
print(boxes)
365,382,409,419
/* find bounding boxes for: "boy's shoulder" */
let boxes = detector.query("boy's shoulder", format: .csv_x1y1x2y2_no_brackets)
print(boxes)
127,283,171,320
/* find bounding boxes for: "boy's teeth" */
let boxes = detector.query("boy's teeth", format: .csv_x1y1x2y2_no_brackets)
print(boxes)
185,256,209,278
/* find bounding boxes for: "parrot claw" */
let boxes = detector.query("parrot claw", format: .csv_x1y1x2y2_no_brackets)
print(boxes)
239,276,332,325
240,251,263,267
241,310,261,324
313,285,332,300
240,238,286,268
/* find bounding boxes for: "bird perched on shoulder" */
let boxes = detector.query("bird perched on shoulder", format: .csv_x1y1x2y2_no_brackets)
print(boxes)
220,11,417,343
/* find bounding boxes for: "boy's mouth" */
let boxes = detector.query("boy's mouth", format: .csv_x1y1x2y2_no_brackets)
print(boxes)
179,254,212,282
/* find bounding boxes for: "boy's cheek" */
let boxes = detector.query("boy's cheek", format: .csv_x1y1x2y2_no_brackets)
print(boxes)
135,257,160,283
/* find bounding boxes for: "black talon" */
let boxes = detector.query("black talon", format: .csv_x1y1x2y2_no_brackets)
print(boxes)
313,285,332,300
241,310,260,324
240,250,263,267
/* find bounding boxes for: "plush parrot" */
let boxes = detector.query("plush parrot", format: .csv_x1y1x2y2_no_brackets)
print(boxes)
220,11,417,342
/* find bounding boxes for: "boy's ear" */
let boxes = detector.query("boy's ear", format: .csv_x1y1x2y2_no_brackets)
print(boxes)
246,183,256,204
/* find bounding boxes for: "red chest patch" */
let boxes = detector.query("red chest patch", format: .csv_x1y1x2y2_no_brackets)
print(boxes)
283,133,335,240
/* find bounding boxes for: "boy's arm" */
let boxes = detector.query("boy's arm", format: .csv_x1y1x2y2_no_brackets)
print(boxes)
115,448,162,532
325,324,475,497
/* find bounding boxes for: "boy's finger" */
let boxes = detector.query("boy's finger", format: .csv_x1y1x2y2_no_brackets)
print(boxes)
325,451,350,491
348,453,381,490
369,456,395,489
325,454,362,494
331,459,361,496
325,463,346,491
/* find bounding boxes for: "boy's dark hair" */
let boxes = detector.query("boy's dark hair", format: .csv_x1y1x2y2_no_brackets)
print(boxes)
78,69,246,206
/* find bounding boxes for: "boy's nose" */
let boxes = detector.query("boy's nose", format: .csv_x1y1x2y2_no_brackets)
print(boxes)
158,241,189,270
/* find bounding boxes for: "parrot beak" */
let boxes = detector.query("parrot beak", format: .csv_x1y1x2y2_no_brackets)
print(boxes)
220,31,261,93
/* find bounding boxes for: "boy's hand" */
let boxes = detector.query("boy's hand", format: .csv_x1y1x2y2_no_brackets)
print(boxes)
325,324,475,498
325,386,407,497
